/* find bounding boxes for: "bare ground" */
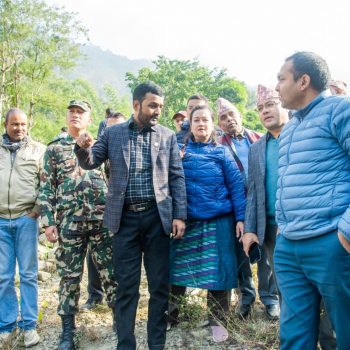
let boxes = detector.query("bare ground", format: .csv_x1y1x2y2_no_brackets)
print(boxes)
27,273,278,350
3,244,279,350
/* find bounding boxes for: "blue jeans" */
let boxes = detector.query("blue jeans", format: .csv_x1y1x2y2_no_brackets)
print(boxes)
0,216,39,332
275,231,350,350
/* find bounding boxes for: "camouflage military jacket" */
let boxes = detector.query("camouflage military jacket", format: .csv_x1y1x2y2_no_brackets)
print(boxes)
38,134,107,227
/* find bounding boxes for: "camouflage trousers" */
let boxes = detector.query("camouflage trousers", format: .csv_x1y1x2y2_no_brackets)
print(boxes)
55,220,116,315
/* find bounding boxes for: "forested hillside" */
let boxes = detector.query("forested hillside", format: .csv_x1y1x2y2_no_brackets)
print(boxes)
0,0,262,144
67,44,153,96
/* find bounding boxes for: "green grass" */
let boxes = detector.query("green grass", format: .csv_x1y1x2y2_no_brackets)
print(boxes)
169,288,279,349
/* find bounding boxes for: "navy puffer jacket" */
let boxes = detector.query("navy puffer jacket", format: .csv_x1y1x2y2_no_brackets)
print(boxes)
182,140,246,221
276,93,350,241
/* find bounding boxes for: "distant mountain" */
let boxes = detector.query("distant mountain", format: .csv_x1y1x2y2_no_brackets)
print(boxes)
65,44,153,96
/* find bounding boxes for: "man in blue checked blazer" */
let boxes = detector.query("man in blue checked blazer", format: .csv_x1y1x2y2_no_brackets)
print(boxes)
75,82,187,350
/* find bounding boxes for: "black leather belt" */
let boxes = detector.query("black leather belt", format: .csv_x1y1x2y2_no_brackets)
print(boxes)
124,201,156,212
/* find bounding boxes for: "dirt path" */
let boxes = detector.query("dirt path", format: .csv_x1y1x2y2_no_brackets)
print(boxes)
25,272,277,350
6,239,278,350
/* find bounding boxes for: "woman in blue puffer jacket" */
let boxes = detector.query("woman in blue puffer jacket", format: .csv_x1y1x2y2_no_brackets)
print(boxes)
169,104,246,342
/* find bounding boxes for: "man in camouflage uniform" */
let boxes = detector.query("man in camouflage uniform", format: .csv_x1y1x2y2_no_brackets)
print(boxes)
38,100,116,350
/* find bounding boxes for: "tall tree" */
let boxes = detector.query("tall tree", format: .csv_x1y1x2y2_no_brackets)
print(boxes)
0,0,87,123
103,84,131,117
30,77,107,143
0,0,26,117
126,56,250,128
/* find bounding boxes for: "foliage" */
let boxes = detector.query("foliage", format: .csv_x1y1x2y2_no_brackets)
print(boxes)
0,0,87,121
246,85,258,109
170,289,279,349
244,109,264,133
0,0,134,144
126,56,253,129
0,1,263,141
30,78,109,143
103,84,132,117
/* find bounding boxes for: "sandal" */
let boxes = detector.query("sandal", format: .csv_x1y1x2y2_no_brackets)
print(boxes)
211,325,228,342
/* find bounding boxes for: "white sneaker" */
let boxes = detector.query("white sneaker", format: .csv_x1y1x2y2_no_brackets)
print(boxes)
24,329,40,347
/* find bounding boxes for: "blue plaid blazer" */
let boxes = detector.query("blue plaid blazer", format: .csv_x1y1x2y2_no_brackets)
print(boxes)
75,121,187,234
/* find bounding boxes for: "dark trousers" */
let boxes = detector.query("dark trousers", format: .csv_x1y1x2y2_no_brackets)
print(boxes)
113,206,169,350
263,224,279,300
207,290,230,326
275,232,350,350
319,300,337,350
169,285,230,326
236,235,278,306
86,249,103,301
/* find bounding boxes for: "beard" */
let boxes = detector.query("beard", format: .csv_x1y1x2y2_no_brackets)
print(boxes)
137,109,159,128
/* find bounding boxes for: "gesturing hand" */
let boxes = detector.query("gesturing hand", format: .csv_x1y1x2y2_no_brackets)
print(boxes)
76,132,94,148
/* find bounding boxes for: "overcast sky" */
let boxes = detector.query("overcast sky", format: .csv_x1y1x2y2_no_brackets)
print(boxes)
47,0,349,87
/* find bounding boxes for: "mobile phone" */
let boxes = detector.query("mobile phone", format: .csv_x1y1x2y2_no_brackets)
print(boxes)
248,242,261,264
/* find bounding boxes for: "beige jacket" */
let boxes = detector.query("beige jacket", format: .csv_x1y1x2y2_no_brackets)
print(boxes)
0,136,46,219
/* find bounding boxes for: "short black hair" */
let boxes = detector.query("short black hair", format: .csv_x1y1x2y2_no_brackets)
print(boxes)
109,112,125,119
5,108,27,124
61,127,68,132
187,94,208,105
286,51,330,92
105,108,114,116
132,82,164,102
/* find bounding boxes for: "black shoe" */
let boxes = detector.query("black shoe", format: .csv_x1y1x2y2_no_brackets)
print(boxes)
166,319,179,332
58,315,76,350
79,298,102,311
265,304,280,321
238,303,252,320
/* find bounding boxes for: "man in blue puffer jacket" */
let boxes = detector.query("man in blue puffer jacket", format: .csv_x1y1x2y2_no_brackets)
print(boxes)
274,51,350,350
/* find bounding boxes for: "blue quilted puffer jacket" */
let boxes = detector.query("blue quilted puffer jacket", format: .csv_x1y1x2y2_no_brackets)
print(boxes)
182,140,246,221
276,93,350,241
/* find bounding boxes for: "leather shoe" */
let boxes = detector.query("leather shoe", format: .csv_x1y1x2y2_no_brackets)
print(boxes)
79,298,102,311
265,304,280,320
238,303,252,319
